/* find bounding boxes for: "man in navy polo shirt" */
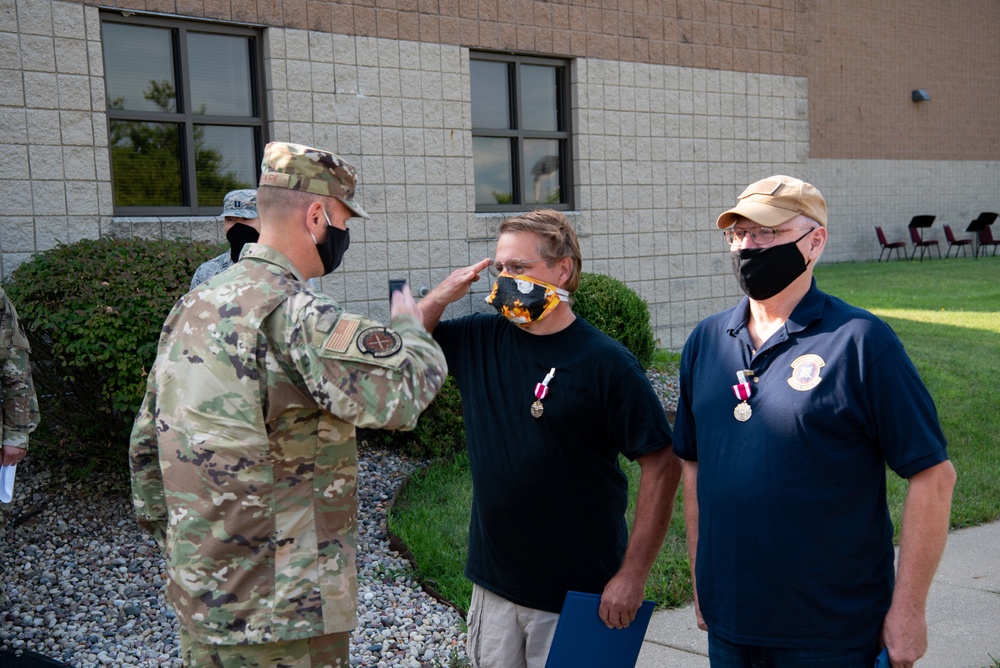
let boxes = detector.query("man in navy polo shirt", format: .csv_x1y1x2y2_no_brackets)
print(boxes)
674,175,956,668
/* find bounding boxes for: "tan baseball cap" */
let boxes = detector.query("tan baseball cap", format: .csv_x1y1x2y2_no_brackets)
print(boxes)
716,175,827,229
259,142,370,219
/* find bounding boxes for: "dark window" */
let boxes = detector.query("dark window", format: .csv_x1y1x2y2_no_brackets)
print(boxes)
471,53,572,212
101,13,266,215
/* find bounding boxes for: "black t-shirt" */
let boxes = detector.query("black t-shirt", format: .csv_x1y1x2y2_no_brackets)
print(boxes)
434,313,673,612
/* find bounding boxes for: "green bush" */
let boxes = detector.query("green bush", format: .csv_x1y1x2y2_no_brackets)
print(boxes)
572,272,656,368
4,237,221,462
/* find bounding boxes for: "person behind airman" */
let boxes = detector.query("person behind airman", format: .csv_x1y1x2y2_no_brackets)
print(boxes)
190,188,261,291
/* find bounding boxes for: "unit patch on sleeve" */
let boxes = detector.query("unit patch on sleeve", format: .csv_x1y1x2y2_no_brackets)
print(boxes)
357,327,403,358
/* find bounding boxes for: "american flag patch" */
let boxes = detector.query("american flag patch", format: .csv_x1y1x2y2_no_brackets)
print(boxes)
324,317,359,353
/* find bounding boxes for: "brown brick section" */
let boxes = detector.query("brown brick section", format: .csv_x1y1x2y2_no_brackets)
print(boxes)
85,0,806,77
88,0,998,160
809,0,1000,160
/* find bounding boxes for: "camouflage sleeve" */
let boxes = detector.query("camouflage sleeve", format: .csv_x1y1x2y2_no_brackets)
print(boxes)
128,366,167,547
0,291,39,450
189,253,231,292
293,299,448,431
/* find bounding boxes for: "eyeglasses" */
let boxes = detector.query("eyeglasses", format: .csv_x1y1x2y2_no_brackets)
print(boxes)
723,225,817,246
489,258,547,276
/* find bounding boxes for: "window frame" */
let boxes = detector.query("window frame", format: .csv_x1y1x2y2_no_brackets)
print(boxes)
100,12,268,217
471,52,574,213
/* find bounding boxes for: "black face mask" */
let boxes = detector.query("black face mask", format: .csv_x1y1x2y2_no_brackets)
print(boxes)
314,209,350,275
226,222,260,263
730,230,813,300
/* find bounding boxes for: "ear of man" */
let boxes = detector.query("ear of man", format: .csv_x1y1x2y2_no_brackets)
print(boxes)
806,225,828,261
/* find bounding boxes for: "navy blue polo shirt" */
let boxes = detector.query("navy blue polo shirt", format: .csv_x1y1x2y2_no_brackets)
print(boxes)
434,313,673,613
673,280,948,649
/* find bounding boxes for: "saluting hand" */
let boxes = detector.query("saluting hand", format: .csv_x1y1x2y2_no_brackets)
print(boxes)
435,258,492,305
417,258,492,332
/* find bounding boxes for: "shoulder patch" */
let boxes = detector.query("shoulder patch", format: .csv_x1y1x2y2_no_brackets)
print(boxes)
323,316,360,353
357,327,403,358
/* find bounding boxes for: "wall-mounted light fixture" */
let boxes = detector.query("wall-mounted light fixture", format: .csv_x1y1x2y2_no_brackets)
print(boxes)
912,89,931,102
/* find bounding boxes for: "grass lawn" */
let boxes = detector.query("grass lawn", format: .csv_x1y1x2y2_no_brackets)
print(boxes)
388,257,1000,613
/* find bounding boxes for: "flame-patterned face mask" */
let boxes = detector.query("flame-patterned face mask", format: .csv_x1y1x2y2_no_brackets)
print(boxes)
486,274,570,326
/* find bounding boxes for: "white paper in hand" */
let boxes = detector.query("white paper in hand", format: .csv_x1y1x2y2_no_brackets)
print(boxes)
0,464,16,503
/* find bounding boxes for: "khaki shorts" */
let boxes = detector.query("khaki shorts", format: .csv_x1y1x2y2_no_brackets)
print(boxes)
466,584,561,668
178,626,350,668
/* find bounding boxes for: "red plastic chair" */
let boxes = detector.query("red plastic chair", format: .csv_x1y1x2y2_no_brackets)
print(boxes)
909,226,941,261
943,225,973,258
978,225,1000,257
875,226,907,262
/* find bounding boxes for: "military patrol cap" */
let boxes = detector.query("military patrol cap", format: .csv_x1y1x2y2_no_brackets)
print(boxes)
717,175,827,229
221,189,258,219
259,142,370,219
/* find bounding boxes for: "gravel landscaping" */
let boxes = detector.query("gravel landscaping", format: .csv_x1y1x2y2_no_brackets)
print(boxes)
0,370,678,667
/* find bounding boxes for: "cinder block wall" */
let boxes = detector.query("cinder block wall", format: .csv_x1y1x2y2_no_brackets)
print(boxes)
2,0,997,349
0,0,111,272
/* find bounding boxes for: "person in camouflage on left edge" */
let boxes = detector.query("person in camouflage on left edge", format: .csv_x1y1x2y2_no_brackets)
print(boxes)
1,286,38,467
129,141,447,667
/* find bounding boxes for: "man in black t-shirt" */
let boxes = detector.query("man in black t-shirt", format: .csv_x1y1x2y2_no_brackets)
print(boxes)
419,209,681,668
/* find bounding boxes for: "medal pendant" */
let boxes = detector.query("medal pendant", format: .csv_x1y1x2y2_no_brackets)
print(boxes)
734,401,752,422
531,400,544,418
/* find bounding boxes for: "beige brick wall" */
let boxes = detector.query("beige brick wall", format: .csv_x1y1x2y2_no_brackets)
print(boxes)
4,0,808,347
262,29,484,324
255,30,811,348
572,61,808,348
4,0,997,349
0,0,111,275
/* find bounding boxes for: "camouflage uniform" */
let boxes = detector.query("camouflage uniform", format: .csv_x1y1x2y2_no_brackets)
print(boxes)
0,288,39,452
129,243,447,646
190,251,233,291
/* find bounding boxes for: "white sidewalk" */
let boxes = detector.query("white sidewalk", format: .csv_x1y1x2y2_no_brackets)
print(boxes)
636,520,1000,668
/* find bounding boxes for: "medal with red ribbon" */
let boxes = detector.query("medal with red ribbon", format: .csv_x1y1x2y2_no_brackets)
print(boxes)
733,370,753,422
531,368,556,418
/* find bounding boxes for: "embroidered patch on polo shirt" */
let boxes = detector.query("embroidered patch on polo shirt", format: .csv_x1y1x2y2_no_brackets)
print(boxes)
787,354,825,391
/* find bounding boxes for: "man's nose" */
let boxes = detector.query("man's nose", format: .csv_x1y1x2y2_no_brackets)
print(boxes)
737,230,759,249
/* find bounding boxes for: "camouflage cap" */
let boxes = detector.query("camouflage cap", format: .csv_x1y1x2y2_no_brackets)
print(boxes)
259,142,370,219
221,189,258,219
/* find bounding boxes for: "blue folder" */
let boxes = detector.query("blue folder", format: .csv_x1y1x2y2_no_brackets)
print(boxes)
544,591,656,668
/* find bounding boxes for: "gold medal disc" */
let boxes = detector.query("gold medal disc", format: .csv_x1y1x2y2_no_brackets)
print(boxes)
531,400,544,418
734,401,752,422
